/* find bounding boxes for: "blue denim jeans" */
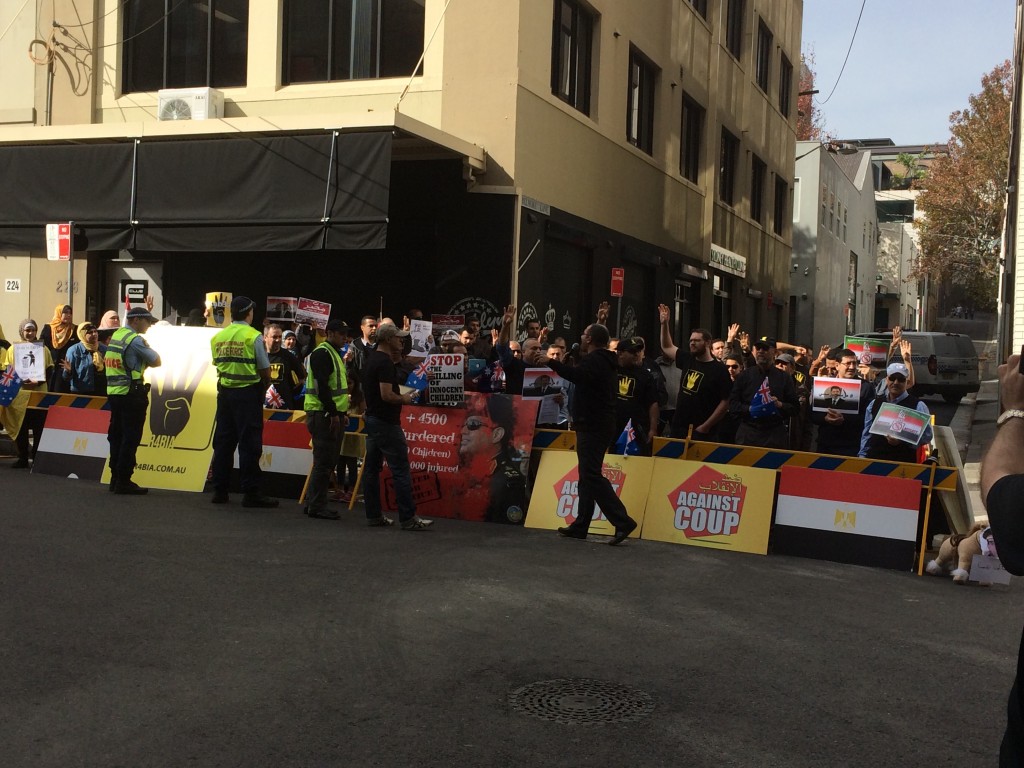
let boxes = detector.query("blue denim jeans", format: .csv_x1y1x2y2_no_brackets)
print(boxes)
362,415,416,523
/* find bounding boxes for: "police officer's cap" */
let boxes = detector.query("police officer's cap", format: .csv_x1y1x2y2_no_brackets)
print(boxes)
230,296,255,315
125,306,157,323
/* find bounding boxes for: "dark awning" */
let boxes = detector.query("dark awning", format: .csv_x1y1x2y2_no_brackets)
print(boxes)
0,142,135,251
0,131,391,252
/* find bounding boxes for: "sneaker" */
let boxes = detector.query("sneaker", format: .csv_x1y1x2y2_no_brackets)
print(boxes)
400,516,433,531
367,515,395,527
307,509,340,520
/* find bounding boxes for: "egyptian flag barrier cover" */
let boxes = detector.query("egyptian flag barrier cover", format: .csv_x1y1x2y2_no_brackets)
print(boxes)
228,419,311,499
773,465,922,570
33,405,110,481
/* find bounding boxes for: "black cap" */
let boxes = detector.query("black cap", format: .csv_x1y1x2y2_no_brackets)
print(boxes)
753,336,776,349
230,296,255,315
618,336,645,354
325,319,347,333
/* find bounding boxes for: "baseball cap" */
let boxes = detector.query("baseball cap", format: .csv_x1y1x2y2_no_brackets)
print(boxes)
886,362,910,379
376,322,410,344
325,319,348,333
125,306,157,322
775,353,795,365
753,337,776,349
618,336,645,354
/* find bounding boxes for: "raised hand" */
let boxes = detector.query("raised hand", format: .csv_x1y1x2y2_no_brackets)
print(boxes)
596,301,611,325
502,304,516,327
816,344,830,362
657,303,671,324
727,323,740,341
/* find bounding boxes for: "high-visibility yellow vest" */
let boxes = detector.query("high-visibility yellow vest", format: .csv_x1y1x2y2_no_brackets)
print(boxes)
104,327,143,395
304,341,350,413
211,323,262,388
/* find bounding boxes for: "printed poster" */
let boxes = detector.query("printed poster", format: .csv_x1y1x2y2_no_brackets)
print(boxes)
101,325,222,491
12,342,45,381
205,291,232,328
845,336,888,366
811,376,862,414
266,296,297,321
410,319,433,355
295,297,331,330
525,451,653,539
431,314,464,334
868,402,929,446
376,393,539,523
642,459,776,554
522,367,566,424
426,353,465,407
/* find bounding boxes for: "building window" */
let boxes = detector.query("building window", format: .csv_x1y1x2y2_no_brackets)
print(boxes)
627,47,656,154
829,192,835,233
719,129,739,206
755,20,772,92
123,0,249,93
680,94,704,183
751,156,766,224
726,0,745,59
283,0,425,85
821,184,828,225
690,0,708,19
551,0,594,115
843,207,848,242
774,176,788,235
779,54,792,116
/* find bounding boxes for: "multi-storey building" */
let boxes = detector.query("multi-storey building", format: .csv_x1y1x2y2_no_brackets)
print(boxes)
0,0,801,344
791,140,878,346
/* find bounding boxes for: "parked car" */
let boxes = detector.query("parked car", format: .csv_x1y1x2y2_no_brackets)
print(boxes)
847,331,980,404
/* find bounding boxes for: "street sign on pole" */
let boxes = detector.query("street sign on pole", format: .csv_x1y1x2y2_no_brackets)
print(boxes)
45,223,72,261
610,267,624,298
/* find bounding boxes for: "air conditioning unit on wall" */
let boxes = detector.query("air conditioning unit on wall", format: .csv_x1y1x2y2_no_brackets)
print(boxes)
157,87,224,121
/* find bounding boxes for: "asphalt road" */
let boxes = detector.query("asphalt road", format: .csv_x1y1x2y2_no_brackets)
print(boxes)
1,468,1019,767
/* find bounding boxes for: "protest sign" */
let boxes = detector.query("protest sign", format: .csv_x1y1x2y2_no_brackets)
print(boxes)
868,402,929,446
295,298,331,330
811,376,862,414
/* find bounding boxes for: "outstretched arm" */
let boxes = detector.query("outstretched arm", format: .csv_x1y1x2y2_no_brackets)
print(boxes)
657,304,678,360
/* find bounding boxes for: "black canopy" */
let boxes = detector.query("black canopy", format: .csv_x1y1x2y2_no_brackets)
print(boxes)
0,131,391,252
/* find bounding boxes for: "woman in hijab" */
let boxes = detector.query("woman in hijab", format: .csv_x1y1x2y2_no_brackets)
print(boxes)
1,319,54,468
40,304,77,392
61,322,107,395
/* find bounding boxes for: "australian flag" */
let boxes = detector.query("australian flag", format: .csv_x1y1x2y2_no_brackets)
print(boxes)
0,365,22,406
405,359,430,392
749,376,778,419
612,419,640,456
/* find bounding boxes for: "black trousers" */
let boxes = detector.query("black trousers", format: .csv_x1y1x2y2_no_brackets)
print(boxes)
107,392,148,482
211,384,265,495
569,429,634,532
306,412,342,514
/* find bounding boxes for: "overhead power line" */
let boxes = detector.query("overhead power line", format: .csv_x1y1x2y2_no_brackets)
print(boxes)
819,0,867,106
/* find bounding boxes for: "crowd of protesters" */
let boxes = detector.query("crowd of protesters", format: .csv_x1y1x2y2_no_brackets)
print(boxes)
1,295,933,478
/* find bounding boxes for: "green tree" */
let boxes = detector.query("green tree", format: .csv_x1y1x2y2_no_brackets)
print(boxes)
914,61,1011,309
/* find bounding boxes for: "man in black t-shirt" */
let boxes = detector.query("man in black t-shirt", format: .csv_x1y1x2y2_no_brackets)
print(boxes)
264,324,307,409
611,337,659,455
360,322,432,531
656,304,732,440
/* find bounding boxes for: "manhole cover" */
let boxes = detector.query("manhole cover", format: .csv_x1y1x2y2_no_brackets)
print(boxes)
508,678,655,724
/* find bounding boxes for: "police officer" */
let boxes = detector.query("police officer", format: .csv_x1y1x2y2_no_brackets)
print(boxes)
303,319,350,520
209,296,278,508
105,306,162,495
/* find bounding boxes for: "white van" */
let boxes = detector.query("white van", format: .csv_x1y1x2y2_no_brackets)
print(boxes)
848,332,980,404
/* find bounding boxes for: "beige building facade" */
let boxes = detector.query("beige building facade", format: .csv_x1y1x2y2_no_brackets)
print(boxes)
0,0,801,345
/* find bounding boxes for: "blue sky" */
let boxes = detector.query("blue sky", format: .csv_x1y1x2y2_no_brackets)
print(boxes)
801,0,1016,145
